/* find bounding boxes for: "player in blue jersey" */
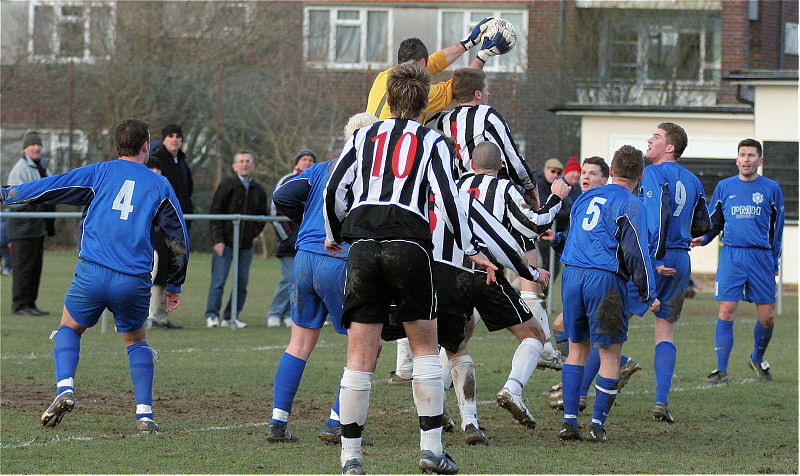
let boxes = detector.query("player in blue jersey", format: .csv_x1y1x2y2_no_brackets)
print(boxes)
265,112,378,445
1,118,189,433
626,122,710,424
557,145,658,442
691,139,784,383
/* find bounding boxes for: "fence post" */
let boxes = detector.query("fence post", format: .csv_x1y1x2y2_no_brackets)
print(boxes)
230,217,241,328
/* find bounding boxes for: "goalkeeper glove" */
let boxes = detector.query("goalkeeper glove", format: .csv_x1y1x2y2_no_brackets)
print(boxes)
477,33,510,63
460,17,493,51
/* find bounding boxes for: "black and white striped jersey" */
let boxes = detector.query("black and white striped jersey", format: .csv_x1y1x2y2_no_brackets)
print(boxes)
324,118,477,256
430,190,539,281
457,173,561,240
428,105,535,191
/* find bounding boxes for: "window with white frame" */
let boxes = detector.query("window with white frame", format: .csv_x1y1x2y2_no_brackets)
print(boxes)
304,7,390,69
603,16,720,84
785,22,798,55
439,10,528,73
29,1,115,63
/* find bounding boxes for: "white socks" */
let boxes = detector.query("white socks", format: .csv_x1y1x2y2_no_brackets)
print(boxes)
339,368,372,466
412,354,444,456
450,355,478,430
504,337,544,395
396,338,413,379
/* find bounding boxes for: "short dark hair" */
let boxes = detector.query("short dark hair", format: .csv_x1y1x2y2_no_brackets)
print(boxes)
738,138,762,158
161,123,183,140
472,141,502,171
145,156,161,170
234,150,254,162
657,122,688,159
452,68,486,104
582,156,609,179
387,61,430,119
115,119,150,157
611,145,644,181
397,38,428,63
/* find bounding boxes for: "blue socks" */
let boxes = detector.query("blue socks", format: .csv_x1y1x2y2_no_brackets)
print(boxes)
127,342,154,419
327,386,341,427
751,321,773,364
53,326,81,394
579,348,601,398
653,341,676,406
270,352,307,426
592,375,618,429
714,318,734,373
562,364,584,428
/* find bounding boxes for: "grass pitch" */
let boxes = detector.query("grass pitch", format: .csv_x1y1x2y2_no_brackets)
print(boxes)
1,251,797,473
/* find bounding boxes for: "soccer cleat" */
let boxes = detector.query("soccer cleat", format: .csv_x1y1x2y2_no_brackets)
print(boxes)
496,388,536,429
549,395,586,412
464,423,488,445
542,382,562,399
653,402,675,423
267,316,281,328
342,458,365,475
586,424,607,442
537,350,565,371
319,422,341,445
558,422,583,441
265,423,299,442
442,406,455,433
617,358,641,392
748,357,773,382
41,390,75,427
419,450,459,475
137,417,161,433
705,369,728,385
206,316,219,328
375,370,412,386
220,318,247,329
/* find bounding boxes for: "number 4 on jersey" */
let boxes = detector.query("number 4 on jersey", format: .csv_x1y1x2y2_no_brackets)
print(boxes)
112,180,135,220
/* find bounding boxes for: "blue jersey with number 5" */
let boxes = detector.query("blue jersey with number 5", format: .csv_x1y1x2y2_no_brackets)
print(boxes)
1,159,189,292
638,162,709,266
561,184,655,303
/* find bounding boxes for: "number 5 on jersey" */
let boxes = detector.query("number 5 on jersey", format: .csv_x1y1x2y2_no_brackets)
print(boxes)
112,180,135,220
582,196,607,231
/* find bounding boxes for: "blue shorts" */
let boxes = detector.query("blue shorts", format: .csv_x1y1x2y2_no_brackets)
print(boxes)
290,250,347,335
561,266,629,348
64,260,151,333
627,248,690,321
715,246,776,304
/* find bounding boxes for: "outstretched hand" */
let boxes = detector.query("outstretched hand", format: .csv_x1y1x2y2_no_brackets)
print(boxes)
550,178,572,200
537,229,556,242
656,265,677,276
460,17,493,50
690,236,706,247
536,268,551,290
162,291,181,313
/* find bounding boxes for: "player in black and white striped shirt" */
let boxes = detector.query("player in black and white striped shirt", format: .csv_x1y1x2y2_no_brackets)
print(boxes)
428,68,536,199
324,61,496,476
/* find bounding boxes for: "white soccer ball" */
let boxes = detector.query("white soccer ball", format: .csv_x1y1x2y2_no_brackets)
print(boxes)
482,18,517,54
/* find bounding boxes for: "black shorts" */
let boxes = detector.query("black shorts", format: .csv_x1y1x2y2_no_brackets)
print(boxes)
472,270,533,332
343,239,435,328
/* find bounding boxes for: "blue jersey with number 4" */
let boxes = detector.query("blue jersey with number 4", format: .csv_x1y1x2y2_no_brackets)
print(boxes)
1,159,189,292
561,184,655,303
638,162,709,266
704,175,784,271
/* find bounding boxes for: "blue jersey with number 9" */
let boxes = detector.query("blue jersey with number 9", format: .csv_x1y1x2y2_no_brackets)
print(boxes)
1,159,189,292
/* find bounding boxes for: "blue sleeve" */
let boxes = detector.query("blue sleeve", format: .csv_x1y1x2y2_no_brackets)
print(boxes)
616,212,655,304
272,170,314,224
1,167,96,206
154,191,189,294
770,185,785,272
653,183,670,264
703,184,725,244
551,231,567,255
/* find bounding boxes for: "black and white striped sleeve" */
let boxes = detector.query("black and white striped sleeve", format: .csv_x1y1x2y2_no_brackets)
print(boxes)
485,108,535,191
324,138,359,245
504,184,562,237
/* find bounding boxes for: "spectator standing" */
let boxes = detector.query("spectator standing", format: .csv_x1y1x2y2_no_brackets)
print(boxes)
267,149,316,328
205,151,267,329
533,158,564,286
0,215,12,275
6,131,52,315
152,124,194,221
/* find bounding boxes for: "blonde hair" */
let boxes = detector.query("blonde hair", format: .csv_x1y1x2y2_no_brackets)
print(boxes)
343,113,379,142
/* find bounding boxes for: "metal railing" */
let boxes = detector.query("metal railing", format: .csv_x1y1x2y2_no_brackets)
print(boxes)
0,211,288,332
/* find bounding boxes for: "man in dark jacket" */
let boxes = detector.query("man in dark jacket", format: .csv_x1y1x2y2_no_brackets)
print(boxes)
266,149,316,328
205,151,267,329
152,124,194,219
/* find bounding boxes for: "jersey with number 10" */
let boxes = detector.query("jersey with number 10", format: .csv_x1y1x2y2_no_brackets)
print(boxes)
561,184,655,303
638,162,709,264
1,159,189,291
